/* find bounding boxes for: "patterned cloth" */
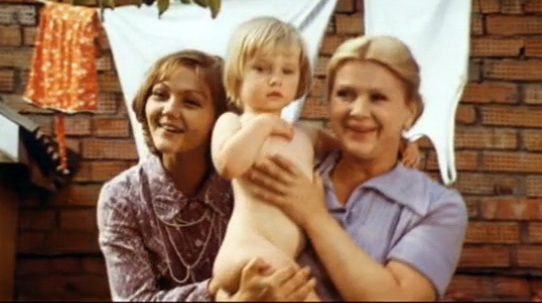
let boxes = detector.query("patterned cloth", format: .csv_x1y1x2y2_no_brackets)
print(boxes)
23,2,100,171
97,154,233,301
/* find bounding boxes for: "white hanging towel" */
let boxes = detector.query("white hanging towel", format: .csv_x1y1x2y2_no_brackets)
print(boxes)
101,0,337,159
364,0,472,185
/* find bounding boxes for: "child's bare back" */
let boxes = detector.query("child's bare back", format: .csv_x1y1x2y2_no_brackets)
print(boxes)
212,115,315,296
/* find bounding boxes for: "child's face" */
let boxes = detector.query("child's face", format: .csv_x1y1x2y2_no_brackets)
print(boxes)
239,46,301,115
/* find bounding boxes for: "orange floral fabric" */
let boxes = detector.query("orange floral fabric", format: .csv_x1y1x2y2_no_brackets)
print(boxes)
24,2,99,112
24,2,100,172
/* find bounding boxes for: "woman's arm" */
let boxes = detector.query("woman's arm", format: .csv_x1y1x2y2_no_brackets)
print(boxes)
211,112,293,180
243,155,467,301
97,183,211,302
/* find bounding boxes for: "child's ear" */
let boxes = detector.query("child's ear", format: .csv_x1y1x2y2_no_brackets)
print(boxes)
404,101,418,130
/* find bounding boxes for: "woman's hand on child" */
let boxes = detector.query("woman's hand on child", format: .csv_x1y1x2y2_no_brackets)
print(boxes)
213,257,316,302
243,154,328,230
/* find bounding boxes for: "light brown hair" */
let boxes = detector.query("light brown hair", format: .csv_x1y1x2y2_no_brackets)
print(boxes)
327,35,424,125
132,49,227,155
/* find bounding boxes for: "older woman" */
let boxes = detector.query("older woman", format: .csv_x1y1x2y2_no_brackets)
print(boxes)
244,35,468,301
97,50,314,302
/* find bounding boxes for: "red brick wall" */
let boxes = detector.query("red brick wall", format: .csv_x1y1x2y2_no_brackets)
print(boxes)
1,0,542,301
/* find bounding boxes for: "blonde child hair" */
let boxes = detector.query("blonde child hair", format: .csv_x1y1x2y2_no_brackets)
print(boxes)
223,16,312,110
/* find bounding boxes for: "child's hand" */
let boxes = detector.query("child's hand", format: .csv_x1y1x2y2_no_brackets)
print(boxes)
401,140,422,169
254,114,294,141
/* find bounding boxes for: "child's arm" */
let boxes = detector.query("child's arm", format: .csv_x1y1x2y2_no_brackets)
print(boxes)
296,123,340,162
400,139,422,169
211,112,293,180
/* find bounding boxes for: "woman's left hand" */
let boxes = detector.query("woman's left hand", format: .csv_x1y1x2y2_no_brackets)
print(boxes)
242,154,328,229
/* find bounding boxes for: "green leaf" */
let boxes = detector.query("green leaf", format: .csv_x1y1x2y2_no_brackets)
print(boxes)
208,0,220,18
180,0,191,4
134,0,143,8
105,0,115,8
193,0,208,8
157,0,170,17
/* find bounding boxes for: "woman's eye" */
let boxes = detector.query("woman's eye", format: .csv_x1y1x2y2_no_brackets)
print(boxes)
185,99,200,107
370,93,387,102
151,91,167,100
336,89,355,101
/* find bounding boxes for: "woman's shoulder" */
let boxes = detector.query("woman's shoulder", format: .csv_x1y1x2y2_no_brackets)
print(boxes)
399,166,466,218
98,156,156,208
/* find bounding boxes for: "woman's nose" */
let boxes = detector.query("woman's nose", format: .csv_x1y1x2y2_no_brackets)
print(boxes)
162,97,181,117
350,97,370,117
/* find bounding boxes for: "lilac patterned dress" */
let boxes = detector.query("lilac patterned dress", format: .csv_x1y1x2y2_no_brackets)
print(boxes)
97,154,233,301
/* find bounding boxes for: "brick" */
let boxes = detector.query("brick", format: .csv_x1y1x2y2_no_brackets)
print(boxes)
93,117,130,137
17,274,110,299
82,139,138,160
320,35,350,56
516,246,542,268
471,14,483,36
43,230,100,254
525,37,542,59
486,15,542,35
483,151,542,173
527,175,542,197
301,97,328,119
335,14,364,35
494,277,530,296
426,151,478,171
500,0,525,14
82,257,106,275
464,197,479,219
308,77,325,99
63,115,92,136
447,275,493,298
524,84,542,104
468,59,482,81
0,47,33,69
23,26,35,45
50,257,82,274
65,137,81,154
0,25,20,46
470,37,523,57
98,72,122,93
525,0,542,13
455,128,518,150
472,0,480,13
482,106,542,127
89,160,131,181
335,14,362,35
16,258,51,276
96,53,112,71
0,68,14,91
17,231,46,254
18,210,56,231
52,184,103,206
484,60,542,81
453,173,519,195
0,5,37,26
461,82,518,104
96,93,119,114
480,197,542,220
335,0,354,13
315,56,330,77
523,130,542,151
465,222,520,244
459,245,510,267
59,209,97,231
480,0,500,13
26,114,53,135
455,104,476,124
528,223,542,243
